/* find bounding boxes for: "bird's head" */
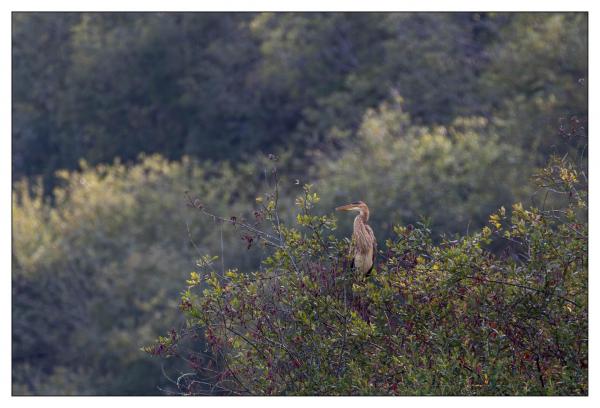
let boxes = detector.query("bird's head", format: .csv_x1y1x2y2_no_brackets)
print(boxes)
335,201,370,221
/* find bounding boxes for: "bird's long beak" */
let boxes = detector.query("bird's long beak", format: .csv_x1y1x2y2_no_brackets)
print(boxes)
335,204,356,211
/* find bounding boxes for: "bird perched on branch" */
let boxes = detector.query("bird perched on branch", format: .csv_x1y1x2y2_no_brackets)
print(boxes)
336,201,377,277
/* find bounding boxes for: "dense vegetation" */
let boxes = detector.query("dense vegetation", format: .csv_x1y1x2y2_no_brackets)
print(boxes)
146,155,587,395
13,13,586,184
12,12,587,395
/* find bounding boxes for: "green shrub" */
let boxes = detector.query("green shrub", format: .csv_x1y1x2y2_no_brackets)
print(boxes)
312,97,532,237
147,155,587,395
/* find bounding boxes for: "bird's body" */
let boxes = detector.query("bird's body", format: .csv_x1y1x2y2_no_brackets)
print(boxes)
336,201,377,277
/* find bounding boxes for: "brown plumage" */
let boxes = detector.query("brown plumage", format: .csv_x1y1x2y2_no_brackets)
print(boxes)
335,201,377,277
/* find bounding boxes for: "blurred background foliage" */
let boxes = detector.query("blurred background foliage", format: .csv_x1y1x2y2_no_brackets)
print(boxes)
12,12,587,394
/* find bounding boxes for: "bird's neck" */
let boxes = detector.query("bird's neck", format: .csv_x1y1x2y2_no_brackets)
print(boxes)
356,209,369,224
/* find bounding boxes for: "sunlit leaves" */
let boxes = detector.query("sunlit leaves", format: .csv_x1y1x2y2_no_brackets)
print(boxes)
150,156,587,396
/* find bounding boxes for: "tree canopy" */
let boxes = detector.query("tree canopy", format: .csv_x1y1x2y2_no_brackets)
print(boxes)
13,13,587,183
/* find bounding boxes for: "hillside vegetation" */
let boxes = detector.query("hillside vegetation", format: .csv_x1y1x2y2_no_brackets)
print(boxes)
12,12,587,395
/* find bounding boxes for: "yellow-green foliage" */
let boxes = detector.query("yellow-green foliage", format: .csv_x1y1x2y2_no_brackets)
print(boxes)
149,156,587,395
314,98,532,236
12,154,272,394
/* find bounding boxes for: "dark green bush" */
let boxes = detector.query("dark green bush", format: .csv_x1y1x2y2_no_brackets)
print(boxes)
147,156,587,395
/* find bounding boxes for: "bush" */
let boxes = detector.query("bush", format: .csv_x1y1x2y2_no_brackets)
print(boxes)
12,154,275,394
312,97,532,237
147,155,587,395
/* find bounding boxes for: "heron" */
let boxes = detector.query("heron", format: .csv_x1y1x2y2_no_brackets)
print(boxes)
335,201,377,277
